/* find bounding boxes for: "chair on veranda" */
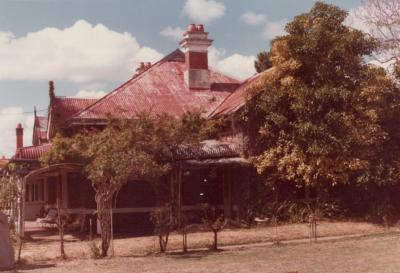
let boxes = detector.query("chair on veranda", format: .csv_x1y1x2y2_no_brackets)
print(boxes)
36,208,58,228
66,214,87,233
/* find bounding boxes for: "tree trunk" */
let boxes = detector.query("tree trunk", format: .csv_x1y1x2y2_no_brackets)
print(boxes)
159,232,169,253
57,199,66,259
97,194,112,257
182,227,187,253
17,236,23,262
213,230,218,250
59,222,65,259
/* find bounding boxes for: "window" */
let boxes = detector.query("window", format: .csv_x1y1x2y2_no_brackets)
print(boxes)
25,179,44,203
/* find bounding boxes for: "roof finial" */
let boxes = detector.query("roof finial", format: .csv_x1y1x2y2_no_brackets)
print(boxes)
34,106,37,117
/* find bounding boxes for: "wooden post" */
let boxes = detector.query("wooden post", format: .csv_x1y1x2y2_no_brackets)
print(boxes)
110,207,114,257
61,171,68,208
17,176,26,261
19,176,25,239
89,217,93,240
223,167,232,221
177,165,182,225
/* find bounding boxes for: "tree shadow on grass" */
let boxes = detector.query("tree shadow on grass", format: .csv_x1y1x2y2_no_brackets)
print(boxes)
166,249,224,260
8,262,56,272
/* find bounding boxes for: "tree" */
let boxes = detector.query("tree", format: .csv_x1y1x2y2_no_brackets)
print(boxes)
243,2,400,214
254,51,272,73
150,204,174,253
201,204,227,251
42,111,211,257
357,0,400,66
0,176,19,214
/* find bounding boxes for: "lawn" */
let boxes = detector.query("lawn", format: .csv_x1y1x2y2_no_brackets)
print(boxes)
9,221,400,273
13,232,400,273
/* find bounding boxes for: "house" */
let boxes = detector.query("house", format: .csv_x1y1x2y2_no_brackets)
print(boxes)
10,24,262,232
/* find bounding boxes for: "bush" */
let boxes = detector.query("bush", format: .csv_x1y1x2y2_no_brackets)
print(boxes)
150,204,175,253
88,241,101,259
201,204,227,251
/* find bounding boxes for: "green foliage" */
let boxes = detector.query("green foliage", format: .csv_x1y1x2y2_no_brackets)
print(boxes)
41,134,86,165
243,2,400,219
254,51,272,73
150,204,174,253
0,176,19,209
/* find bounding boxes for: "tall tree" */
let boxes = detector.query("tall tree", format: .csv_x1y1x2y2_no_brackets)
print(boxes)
243,2,400,212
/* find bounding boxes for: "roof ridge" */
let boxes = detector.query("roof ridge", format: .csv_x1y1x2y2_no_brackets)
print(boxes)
55,96,98,101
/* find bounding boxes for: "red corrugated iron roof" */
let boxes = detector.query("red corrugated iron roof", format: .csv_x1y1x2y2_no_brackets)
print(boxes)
208,73,262,118
11,140,240,162
52,97,97,125
176,140,241,161
13,144,52,161
70,49,239,122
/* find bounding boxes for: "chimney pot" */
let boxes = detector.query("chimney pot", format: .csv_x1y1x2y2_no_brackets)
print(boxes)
146,62,151,67
197,24,204,32
188,24,196,32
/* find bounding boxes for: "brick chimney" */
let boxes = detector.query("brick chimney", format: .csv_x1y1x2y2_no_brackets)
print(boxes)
180,24,213,90
16,123,23,150
49,80,55,103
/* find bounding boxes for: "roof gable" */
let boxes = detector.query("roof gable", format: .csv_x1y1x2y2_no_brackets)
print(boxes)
33,116,48,145
209,68,275,118
52,97,98,124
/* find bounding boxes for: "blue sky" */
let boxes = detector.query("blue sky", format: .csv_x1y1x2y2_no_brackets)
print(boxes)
0,0,363,156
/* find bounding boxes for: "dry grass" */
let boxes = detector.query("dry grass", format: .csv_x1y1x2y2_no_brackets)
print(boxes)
11,231,400,273
19,221,396,263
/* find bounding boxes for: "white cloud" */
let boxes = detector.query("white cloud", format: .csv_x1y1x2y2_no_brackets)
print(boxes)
0,107,34,157
241,12,266,26
0,20,163,83
183,0,226,23
73,82,108,99
160,26,185,41
208,47,256,80
262,18,289,41
74,90,107,99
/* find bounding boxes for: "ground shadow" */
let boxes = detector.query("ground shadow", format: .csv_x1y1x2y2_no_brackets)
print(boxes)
7,262,56,272
166,248,224,260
